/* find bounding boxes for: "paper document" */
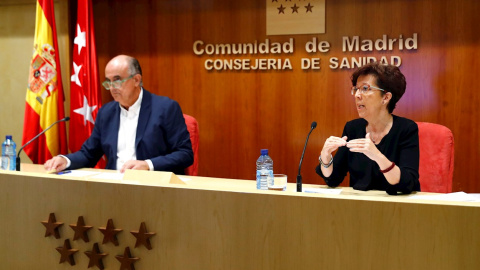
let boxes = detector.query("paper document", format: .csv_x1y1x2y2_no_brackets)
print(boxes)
408,192,480,202
55,170,99,178
178,176,191,182
90,172,124,181
303,188,343,195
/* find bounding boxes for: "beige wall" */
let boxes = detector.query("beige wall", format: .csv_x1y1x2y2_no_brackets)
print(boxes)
0,0,70,163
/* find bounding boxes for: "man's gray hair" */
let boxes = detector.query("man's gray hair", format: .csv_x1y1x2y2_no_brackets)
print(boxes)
128,56,143,86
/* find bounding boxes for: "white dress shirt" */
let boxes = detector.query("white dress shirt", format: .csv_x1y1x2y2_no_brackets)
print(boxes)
116,90,154,171
116,89,142,170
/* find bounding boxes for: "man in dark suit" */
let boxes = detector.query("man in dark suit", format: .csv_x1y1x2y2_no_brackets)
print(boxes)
44,55,193,175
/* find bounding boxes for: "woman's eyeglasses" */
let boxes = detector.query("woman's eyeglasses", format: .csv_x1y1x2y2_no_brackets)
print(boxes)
351,83,386,95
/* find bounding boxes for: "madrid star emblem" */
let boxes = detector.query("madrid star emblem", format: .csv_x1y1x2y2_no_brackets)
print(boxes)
73,24,86,55
73,95,97,125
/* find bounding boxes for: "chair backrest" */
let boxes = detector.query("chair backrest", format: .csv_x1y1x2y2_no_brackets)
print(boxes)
417,122,454,193
184,114,199,176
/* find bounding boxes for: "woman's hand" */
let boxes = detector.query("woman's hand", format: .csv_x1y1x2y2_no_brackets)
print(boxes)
320,135,348,162
346,133,382,161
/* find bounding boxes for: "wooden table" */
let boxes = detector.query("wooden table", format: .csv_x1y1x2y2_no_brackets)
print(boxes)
1,164,479,270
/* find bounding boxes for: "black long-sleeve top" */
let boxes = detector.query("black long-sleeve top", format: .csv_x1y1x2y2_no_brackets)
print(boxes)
316,115,420,194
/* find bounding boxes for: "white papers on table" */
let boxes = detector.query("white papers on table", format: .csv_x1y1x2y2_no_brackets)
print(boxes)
408,192,480,202
58,170,99,178
178,176,191,182
469,194,480,201
303,188,343,195
89,172,124,181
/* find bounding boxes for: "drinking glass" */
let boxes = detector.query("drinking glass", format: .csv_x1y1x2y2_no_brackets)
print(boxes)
268,174,287,191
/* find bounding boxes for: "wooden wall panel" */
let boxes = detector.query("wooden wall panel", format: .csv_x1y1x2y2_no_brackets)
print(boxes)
89,0,480,192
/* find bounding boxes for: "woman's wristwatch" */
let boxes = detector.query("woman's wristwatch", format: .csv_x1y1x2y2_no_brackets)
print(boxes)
319,154,333,168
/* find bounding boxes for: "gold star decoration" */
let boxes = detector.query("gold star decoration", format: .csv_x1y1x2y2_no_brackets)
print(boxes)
277,4,286,14
130,222,156,250
115,247,140,270
98,219,123,246
55,239,79,266
84,243,108,270
305,2,314,13
41,213,64,239
70,216,93,242
291,4,299,13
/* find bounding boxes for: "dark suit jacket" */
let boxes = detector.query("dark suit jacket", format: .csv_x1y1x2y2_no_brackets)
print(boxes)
66,89,193,175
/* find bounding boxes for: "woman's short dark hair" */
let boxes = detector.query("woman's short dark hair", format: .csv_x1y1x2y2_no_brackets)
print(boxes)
351,62,406,113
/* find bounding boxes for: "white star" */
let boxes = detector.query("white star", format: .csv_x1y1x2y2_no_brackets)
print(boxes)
70,62,82,87
73,24,86,55
74,95,97,125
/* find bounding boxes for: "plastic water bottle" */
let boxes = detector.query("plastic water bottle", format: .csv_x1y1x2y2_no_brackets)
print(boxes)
1,135,16,171
256,149,273,190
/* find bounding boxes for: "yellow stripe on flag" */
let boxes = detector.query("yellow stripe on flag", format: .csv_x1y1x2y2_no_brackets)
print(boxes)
25,3,54,116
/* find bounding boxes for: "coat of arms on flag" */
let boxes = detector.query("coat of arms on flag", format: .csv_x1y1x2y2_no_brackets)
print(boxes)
28,44,57,104
267,0,325,35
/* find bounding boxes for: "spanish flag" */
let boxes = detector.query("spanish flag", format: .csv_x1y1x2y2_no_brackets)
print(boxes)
22,0,67,163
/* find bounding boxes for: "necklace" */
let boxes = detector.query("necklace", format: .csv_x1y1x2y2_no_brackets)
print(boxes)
367,118,393,144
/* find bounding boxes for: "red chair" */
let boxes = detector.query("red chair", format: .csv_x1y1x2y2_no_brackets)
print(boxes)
417,122,454,193
184,114,199,176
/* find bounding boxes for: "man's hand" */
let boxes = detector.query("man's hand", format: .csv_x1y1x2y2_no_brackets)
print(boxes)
120,160,149,173
44,156,68,173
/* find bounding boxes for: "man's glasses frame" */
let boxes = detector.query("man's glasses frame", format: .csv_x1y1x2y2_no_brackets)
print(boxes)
102,75,134,90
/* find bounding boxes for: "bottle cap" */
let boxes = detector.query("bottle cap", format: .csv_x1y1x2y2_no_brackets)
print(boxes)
261,149,268,155
6,135,12,140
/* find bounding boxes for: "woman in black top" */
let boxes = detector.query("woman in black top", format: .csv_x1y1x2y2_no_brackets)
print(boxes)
316,63,420,194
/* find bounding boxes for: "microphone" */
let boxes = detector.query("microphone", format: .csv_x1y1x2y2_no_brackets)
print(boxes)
297,121,317,192
16,117,70,171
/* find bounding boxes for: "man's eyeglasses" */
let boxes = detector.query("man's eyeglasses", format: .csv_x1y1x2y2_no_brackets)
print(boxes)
351,83,386,95
102,75,134,90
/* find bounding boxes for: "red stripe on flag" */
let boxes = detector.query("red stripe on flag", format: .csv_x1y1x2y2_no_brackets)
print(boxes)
37,0,54,28
22,103,54,163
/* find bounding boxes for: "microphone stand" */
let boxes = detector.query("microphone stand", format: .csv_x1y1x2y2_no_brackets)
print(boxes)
297,122,317,192
16,117,70,171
